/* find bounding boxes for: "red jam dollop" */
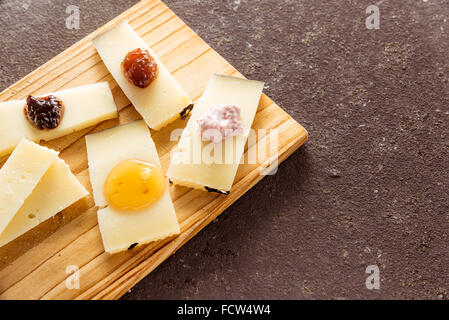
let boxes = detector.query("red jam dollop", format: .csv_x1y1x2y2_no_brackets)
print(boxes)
122,48,158,88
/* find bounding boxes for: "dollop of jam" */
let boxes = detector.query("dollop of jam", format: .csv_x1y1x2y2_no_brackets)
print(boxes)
122,48,158,88
197,103,244,143
24,95,64,130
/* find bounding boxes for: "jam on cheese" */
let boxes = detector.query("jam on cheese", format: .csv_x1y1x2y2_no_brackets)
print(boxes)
167,74,264,194
24,95,64,130
122,48,158,88
104,159,165,211
92,21,193,130
0,82,118,158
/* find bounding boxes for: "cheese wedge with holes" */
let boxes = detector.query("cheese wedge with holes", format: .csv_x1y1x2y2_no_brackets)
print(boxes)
0,139,59,234
0,82,118,157
167,74,264,194
0,158,88,247
85,120,180,254
92,21,193,130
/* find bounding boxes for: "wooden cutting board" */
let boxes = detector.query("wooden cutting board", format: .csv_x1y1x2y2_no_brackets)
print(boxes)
0,0,308,299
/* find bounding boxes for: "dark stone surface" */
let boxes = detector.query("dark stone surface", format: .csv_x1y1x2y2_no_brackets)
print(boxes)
1,0,448,300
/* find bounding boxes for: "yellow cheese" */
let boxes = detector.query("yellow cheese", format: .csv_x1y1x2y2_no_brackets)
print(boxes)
85,120,180,254
0,139,59,234
167,74,264,194
97,191,178,254
92,21,193,130
0,82,118,157
0,159,88,247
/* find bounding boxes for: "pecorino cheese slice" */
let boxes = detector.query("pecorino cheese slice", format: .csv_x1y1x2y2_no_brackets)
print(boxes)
0,139,59,234
167,74,264,194
0,82,118,157
92,21,193,130
0,158,88,247
85,120,180,254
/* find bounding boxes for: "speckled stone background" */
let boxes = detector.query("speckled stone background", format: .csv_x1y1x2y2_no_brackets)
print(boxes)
1,0,448,300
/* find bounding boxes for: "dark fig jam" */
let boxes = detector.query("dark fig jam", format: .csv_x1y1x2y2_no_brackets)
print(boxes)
122,48,158,88
24,95,64,130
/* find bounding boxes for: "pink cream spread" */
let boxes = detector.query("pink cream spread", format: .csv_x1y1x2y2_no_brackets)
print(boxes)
197,103,244,143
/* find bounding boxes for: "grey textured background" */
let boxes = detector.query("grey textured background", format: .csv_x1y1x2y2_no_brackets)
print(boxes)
0,0,448,299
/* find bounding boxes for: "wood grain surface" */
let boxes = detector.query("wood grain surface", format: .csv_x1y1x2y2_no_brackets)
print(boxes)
0,0,307,300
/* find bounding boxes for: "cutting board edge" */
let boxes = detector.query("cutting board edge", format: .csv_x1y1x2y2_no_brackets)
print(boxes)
0,0,309,300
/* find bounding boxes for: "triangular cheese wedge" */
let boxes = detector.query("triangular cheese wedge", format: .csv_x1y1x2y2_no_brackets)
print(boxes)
0,158,88,246
0,139,58,235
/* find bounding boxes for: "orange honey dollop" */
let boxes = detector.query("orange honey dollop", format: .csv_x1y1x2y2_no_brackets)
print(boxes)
104,159,166,211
